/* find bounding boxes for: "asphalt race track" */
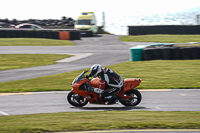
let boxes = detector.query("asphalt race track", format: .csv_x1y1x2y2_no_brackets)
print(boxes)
0,35,200,117
0,89,200,116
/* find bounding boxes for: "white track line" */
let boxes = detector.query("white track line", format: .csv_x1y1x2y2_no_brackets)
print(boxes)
0,111,9,116
56,53,93,63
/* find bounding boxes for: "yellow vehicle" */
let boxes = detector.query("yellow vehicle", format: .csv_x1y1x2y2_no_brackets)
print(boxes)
75,12,98,36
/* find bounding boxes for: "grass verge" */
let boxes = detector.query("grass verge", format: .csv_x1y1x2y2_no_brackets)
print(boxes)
0,38,75,46
119,34,200,44
0,111,200,133
0,60,199,92
0,54,72,71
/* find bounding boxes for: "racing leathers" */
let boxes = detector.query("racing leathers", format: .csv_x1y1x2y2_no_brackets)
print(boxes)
97,67,123,103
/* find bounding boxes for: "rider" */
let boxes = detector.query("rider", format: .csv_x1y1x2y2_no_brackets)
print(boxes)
87,64,123,104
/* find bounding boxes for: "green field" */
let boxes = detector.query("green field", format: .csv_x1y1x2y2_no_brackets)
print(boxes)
0,111,199,133
0,54,72,71
0,60,199,92
119,34,200,44
0,38,75,46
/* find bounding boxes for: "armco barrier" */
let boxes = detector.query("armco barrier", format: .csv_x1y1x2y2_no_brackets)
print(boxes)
0,29,80,40
128,25,200,35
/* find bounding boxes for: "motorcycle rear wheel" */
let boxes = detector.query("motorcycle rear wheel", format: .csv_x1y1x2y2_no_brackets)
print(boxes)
120,89,142,106
67,91,88,107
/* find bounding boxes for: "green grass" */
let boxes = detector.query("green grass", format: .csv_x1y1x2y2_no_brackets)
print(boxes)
0,38,75,46
119,34,200,44
175,43,200,47
0,54,72,71
0,60,199,92
0,111,199,133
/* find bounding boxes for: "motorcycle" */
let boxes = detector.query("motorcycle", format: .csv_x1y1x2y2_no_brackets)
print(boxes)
67,70,142,107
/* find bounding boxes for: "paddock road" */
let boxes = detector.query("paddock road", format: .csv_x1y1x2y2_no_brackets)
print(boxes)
0,89,200,116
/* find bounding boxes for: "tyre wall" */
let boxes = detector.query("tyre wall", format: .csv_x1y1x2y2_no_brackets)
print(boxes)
0,29,80,40
128,25,200,35
143,46,200,61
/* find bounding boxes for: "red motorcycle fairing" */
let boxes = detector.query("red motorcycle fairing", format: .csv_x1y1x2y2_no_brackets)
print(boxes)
71,78,103,104
72,89,102,104
123,78,142,90
119,78,142,99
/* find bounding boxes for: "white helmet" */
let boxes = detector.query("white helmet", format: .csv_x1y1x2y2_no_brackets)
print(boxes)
90,64,102,77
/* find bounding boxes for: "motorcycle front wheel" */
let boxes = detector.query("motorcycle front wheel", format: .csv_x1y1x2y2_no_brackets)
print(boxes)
67,91,88,107
120,89,142,106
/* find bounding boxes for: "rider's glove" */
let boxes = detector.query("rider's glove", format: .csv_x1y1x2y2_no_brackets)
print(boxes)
86,75,89,79
86,73,92,79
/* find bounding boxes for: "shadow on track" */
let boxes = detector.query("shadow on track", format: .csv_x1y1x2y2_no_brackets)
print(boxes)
70,106,147,111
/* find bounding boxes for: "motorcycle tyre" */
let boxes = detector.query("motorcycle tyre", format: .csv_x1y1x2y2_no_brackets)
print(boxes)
67,91,88,107
120,89,142,106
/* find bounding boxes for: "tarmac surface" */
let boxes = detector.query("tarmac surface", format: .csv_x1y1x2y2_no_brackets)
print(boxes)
0,89,200,116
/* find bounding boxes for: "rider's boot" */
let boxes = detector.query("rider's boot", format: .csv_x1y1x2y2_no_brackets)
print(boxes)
104,95,118,105
102,96,112,104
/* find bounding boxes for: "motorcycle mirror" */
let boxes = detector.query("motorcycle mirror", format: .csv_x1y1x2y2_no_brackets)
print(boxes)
84,70,89,73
